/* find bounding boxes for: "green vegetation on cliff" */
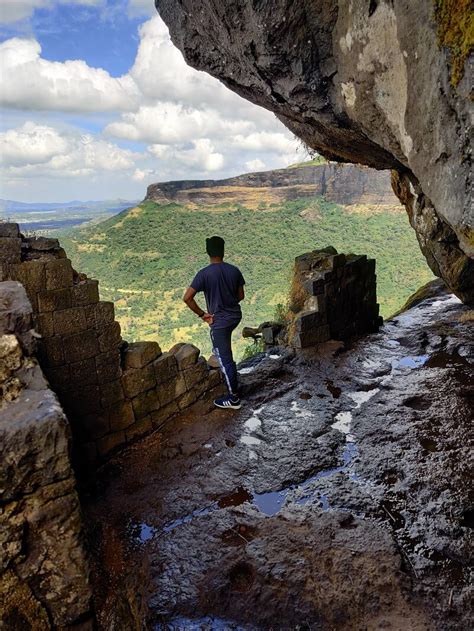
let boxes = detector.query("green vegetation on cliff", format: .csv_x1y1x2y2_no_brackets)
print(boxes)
61,196,434,359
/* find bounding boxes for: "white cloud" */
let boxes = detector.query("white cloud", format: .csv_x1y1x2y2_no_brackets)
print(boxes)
0,0,102,24
1,122,138,177
245,159,266,172
148,138,224,172
0,38,139,112
0,122,68,166
231,132,298,154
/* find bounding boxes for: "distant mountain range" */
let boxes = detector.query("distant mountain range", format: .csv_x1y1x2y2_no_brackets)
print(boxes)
0,199,138,214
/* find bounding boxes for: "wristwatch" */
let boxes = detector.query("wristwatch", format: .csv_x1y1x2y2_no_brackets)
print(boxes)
197,311,205,318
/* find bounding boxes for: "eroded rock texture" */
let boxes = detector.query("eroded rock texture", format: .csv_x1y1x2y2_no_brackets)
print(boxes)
0,282,93,629
156,0,473,304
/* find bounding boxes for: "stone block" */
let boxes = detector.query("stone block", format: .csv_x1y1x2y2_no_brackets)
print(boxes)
24,236,59,251
0,223,20,238
157,373,186,406
34,312,54,338
11,260,46,292
44,364,72,392
294,310,326,332
37,288,72,313
123,341,162,369
61,385,101,417
172,343,200,369
97,431,125,458
107,400,135,431
95,350,122,383
153,351,178,384
99,379,124,408
121,364,155,398
304,294,327,313
126,415,153,441
303,278,326,296
83,304,96,328
45,259,73,290
207,354,220,369
0,237,21,263
131,388,160,419
177,385,200,410
293,324,331,348
150,401,179,428
97,321,121,352
37,336,65,367
183,356,208,390
53,307,88,336
62,330,99,363
95,301,115,328
81,413,110,440
68,357,98,387
208,368,223,388
72,280,99,307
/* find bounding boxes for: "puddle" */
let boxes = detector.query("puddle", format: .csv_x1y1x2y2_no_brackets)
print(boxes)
394,355,430,369
162,504,217,534
253,489,288,515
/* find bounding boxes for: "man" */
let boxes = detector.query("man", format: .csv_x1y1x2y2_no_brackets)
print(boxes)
183,236,245,410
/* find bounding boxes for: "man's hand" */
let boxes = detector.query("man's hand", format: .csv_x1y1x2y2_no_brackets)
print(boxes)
202,312,214,326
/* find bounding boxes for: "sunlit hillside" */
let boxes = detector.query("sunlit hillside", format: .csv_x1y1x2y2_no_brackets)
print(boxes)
61,189,434,361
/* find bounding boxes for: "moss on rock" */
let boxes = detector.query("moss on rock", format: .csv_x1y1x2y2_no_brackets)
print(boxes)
434,0,474,86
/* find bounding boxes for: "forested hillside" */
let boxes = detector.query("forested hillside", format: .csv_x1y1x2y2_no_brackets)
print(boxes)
61,188,433,360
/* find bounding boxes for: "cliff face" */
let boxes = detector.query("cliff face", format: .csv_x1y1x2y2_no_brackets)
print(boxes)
145,163,395,207
156,0,473,305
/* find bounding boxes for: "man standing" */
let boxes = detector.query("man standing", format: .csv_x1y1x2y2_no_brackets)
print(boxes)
183,236,245,410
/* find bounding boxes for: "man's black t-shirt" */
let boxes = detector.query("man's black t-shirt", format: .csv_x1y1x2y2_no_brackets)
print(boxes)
191,262,245,329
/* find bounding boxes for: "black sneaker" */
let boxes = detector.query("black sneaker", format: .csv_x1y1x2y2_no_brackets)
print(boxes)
214,395,242,410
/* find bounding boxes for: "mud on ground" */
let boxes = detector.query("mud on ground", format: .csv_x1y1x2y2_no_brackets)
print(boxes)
83,289,473,630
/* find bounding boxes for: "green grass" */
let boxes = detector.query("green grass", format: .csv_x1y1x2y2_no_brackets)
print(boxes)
60,196,434,360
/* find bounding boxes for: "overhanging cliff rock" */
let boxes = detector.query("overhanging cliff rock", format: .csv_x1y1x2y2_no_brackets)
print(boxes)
156,0,473,305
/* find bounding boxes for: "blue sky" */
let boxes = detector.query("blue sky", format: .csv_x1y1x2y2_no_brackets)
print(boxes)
0,1,302,202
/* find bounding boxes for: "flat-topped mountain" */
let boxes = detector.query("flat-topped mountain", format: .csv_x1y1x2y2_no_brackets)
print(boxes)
145,161,394,208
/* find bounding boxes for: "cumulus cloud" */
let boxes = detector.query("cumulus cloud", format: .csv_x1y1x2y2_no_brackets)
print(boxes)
0,0,102,25
0,38,139,112
148,139,224,173
1,122,138,177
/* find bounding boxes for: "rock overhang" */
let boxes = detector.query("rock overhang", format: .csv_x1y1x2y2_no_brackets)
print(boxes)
155,0,473,305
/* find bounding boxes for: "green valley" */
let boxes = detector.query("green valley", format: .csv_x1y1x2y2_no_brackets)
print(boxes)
60,166,434,360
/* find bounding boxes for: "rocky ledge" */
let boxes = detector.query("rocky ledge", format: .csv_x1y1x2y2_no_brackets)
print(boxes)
83,282,473,629
145,162,396,208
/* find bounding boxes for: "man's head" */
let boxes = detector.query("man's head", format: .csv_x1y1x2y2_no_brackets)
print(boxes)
206,235,225,259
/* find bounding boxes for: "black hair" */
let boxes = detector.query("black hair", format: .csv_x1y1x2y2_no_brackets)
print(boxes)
206,235,225,258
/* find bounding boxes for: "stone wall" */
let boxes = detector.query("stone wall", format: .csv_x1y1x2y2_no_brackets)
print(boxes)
286,247,382,349
0,281,93,629
0,223,225,468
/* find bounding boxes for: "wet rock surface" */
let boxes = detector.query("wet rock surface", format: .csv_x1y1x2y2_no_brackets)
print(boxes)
84,288,473,630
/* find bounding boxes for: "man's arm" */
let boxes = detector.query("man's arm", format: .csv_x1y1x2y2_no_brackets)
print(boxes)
237,285,245,302
183,287,213,324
